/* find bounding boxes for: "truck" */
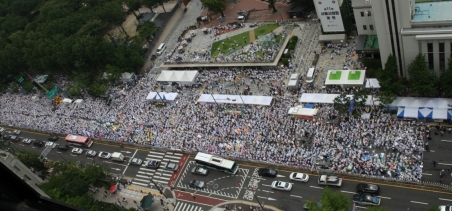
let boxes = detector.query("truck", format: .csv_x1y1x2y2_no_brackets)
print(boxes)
317,175,342,187
111,152,125,162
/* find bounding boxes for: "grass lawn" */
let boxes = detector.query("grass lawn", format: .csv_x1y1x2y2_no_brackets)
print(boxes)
348,71,361,80
329,71,342,80
254,24,279,38
211,32,250,58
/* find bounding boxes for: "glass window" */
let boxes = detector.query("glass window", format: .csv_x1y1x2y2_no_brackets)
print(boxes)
368,11,371,16
428,43,434,70
361,11,364,17
440,43,445,70
363,25,367,30
369,25,374,30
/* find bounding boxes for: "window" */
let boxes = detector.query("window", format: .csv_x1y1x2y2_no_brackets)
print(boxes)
428,43,434,70
369,25,374,30
361,11,364,17
363,25,367,30
439,43,445,70
367,11,371,16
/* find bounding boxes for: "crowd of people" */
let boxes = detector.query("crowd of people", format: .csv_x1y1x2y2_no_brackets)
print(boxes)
0,63,426,182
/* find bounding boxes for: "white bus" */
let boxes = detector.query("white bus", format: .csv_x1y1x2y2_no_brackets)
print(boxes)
306,68,316,83
194,152,239,174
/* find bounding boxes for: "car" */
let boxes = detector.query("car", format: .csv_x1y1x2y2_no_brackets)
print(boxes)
12,130,21,135
0,127,4,133
356,183,380,195
2,135,10,140
71,148,83,155
188,180,205,189
129,158,143,166
22,138,32,144
45,141,57,148
33,140,44,147
144,160,160,169
258,168,278,177
315,161,333,170
86,150,97,157
98,151,112,159
164,161,179,172
10,135,20,142
48,135,58,141
289,172,309,182
271,180,292,191
353,193,381,206
439,205,452,211
57,144,69,151
318,175,342,187
191,166,209,176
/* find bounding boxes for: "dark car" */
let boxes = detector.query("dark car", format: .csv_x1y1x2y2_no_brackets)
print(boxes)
57,144,69,151
356,183,380,195
353,193,381,206
144,160,160,169
10,135,20,142
86,150,97,157
2,135,10,140
188,180,205,189
33,140,44,147
48,135,58,141
191,166,209,176
258,168,278,177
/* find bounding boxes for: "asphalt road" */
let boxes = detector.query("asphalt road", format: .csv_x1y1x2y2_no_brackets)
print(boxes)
422,128,452,185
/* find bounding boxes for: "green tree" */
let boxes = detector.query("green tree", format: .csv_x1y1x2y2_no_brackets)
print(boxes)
200,0,227,17
333,93,351,116
123,0,142,18
105,64,122,83
67,84,82,97
21,80,35,93
375,91,396,107
377,54,403,95
352,88,369,109
304,187,349,211
16,150,46,171
439,57,452,96
428,205,440,211
88,81,108,97
268,0,277,13
407,54,437,96
367,206,391,211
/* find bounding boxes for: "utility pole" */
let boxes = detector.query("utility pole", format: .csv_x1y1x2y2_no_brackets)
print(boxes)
210,93,219,105
253,192,265,210
156,92,166,104
24,72,48,92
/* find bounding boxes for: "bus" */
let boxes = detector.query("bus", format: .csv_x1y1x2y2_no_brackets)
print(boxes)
194,152,239,174
65,134,93,148
306,68,316,83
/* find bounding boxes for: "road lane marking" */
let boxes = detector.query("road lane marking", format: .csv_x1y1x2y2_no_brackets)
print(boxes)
261,184,272,187
378,196,391,199
439,163,452,166
356,206,367,209
422,173,432,175
410,201,428,205
276,174,285,178
290,195,303,198
309,186,323,189
439,198,452,202
341,191,355,194
261,190,273,193
441,140,452,142
257,196,277,201
123,149,138,175
103,161,127,167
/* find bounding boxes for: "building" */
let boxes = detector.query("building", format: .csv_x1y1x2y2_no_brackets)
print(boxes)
352,0,452,77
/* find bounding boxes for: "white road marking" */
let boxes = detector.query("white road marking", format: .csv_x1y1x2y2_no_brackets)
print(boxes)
356,206,367,209
378,196,391,199
257,196,277,201
341,191,355,194
309,186,323,189
261,184,272,187
261,190,273,193
430,150,435,152
410,201,428,205
422,173,432,175
439,163,452,166
290,195,303,198
131,181,149,186
123,149,137,175
441,140,452,142
439,198,452,202
276,174,285,178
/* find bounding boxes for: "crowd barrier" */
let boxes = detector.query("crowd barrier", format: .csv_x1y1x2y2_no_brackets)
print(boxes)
3,124,452,193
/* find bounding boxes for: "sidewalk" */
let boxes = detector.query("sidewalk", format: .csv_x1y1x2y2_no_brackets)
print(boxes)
210,200,282,211
92,184,175,211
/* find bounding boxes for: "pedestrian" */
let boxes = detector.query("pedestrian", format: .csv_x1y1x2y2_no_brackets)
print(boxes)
191,193,195,199
134,200,137,204
160,199,164,205
433,160,437,167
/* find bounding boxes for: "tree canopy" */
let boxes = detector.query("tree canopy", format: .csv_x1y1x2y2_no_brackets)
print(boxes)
304,187,349,211
439,57,452,97
200,0,227,17
407,54,437,97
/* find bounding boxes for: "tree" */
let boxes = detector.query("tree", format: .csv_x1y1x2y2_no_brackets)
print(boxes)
304,187,349,211
375,91,396,107
88,81,108,97
123,0,142,18
15,150,46,171
377,54,403,95
439,57,452,96
200,0,227,18
105,64,122,83
367,206,391,211
268,0,277,13
428,205,440,211
333,93,351,116
407,54,437,96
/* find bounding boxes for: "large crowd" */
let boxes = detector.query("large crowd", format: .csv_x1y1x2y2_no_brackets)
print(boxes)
0,64,425,182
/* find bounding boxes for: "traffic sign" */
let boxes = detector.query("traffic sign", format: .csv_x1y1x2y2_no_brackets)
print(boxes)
46,86,58,99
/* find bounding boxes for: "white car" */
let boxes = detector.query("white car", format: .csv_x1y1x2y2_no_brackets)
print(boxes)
289,172,309,182
45,141,57,148
13,130,21,135
0,127,4,133
271,180,292,191
71,148,83,155
98,151,112,159
22,138,32,144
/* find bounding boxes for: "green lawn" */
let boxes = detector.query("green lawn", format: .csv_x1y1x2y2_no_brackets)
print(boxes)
254,24,279,38
348,71,361,80
329,71,342,80
211,32,250,58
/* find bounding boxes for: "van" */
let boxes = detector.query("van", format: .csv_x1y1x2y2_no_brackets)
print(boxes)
111,152,125,162
238,16,245,21
156,43,166,55
306,68,316,83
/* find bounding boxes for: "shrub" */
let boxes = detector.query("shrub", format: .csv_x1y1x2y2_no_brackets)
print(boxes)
281,58,289,66
312,54,320,66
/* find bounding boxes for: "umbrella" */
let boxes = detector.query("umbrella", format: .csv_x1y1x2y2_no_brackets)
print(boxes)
140,194,155,209
109,184,117,192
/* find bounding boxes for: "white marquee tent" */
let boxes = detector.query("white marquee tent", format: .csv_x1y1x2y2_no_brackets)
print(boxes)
197,94,273,106
146,92,179,101
298,93,379,106
365,78,380,88
390,97,452,109
157,70,199,84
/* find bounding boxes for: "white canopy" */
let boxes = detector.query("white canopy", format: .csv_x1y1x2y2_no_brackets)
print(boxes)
62,98,73,104
288,105,318,116
289,74,299,80
298,93,379,106
365,78,380,88
146,92,178,101
74,99,84,104
157,70,199,84
197,94,273,106
390,97,452,109
325,70,366,86
287,80,298,86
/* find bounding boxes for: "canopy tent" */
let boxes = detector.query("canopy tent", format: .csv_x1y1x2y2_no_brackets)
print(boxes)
396,107,451,119
324,70,366,86
140,194,154,209
289,74,299,80
390,97,452,109
156,70,199,84
74,99,84,104
298,93,379,106
197,94,273,106
146,92,179,101
109,185,117,193
121,72,135,82
62,98,73,104
365,78,380,88
288,105,319,120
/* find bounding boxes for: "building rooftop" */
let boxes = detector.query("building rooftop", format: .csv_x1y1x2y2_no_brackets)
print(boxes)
413,2,452,22
364,35,379,49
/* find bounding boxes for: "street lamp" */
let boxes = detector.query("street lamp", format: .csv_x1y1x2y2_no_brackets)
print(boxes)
253,191,265,210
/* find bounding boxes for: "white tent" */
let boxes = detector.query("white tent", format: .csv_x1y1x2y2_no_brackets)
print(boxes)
62,98,73,104
146,92,178,101
288,105,318,120
121,72,135,82
298,93,379,106
324,70,366,86
157,70,199,84
74,99,84,104
390,97,452,109
365,78,380,88
197,94,273,106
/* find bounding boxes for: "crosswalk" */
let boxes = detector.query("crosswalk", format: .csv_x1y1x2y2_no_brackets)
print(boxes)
173,202,204,211
131,151,183,187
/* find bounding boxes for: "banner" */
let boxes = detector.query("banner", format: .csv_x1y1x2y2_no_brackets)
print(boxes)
315,0,345,32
